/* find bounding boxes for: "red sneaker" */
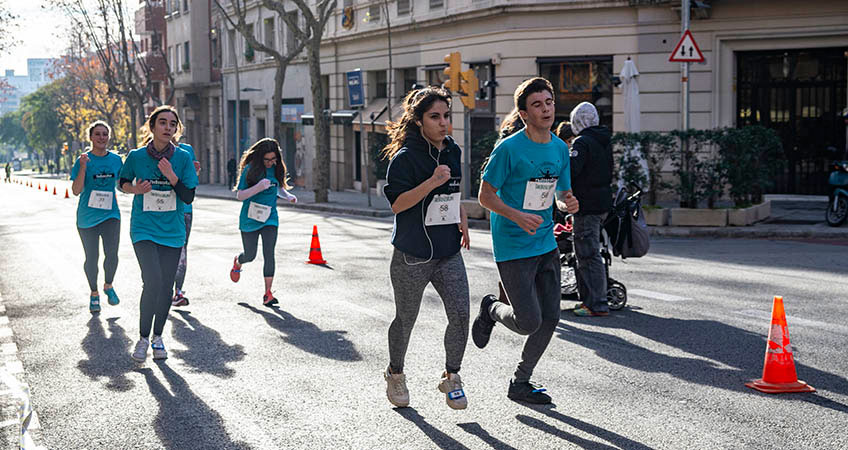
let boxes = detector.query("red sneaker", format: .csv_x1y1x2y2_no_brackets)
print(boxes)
263,291,278,306
230,257,241,283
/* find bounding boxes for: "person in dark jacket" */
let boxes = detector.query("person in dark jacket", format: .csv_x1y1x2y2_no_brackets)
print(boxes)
380,87,471,410
566,102,613,316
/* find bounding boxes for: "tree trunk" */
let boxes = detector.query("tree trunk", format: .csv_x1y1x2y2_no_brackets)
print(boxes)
308,38,329,203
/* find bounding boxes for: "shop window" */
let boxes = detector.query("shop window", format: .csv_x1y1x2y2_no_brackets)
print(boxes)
539,57,613,129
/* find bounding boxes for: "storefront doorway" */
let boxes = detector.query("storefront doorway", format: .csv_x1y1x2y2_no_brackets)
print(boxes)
736,47,847,194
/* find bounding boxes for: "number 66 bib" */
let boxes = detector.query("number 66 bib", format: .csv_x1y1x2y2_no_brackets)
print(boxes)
143,189,177,212
425,193,461,226
523,177,557,210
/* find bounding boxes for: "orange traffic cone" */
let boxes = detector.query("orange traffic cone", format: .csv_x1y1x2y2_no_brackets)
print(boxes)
745,296,815,394
306,225,327,265
44,184,48,192
64,188,69,199
52,186,57,195
37,182,40,189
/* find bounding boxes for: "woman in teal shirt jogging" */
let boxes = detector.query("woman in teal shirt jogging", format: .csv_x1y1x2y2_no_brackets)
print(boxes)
70,120,123,313
119,105,199,363
229,138,296,306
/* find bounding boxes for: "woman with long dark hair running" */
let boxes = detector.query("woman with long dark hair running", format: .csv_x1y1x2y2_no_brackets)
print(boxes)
229,138,297,306
380,87,471,410
120,105,199,363
71,120,123,313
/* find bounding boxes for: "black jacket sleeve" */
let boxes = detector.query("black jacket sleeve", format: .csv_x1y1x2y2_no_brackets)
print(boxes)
173,180,195,204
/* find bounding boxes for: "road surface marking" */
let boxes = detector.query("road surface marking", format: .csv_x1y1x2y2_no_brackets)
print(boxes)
628,289,691,302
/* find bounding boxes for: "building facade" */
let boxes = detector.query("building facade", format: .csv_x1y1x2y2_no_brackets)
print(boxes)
0,59,55,116
165,0,225,184
318,0,848,196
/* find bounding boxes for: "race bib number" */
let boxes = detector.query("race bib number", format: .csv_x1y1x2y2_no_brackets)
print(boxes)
143,189,177,212
88,190,114,210
425,193,461,226
523,177,557,210
247,201,272,223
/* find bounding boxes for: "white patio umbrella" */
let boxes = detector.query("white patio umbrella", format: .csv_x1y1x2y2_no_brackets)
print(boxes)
619,58,650,191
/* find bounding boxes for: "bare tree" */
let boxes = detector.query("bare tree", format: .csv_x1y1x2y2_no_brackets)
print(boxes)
0,0,20,56
213,0,307,151
281,0,336,202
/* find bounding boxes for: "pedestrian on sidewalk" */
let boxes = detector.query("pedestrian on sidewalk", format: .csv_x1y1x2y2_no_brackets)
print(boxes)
565,102,613,317
70,120,124,313
473,77,579,405
170,139,201,307
227,157,237,188
119,105,199,363
4,162,10,182
229,138,297,306
380,87,471,410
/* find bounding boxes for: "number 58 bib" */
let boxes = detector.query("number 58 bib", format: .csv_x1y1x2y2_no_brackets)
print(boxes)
425,193,461,225
523,177,557,210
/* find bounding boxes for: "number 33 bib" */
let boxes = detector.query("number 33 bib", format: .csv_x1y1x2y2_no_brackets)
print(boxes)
523,177,557,210
425,193,461,225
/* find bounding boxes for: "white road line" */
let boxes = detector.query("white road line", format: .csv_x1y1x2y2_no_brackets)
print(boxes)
737,309,848,336
628,289,691,302
329,300,389,322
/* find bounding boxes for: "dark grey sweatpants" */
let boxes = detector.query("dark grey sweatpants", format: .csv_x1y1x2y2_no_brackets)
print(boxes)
388,248,469,374
490,248,561,383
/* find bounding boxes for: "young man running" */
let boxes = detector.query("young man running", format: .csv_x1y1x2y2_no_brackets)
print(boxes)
474,77,579,404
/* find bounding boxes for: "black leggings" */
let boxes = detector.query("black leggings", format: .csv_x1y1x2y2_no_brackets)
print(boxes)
77,218,120,292
238,225,278,277
133,240,181,338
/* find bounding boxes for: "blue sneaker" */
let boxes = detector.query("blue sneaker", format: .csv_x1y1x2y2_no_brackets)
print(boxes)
104,287,120,306
151,336,167,360
89,296,101,313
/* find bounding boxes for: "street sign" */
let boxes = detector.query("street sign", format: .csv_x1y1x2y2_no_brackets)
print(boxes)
668,30,704,63
346,70,364,108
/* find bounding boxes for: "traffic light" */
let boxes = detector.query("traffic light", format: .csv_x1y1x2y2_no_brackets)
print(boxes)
459,69,479,110
443,52,461,92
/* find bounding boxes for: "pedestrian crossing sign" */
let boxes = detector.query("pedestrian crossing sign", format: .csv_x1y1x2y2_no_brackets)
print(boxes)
668,30,704,63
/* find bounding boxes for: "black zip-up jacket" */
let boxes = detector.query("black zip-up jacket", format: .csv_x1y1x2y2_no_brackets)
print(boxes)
383,132,462,259
570,125,613,215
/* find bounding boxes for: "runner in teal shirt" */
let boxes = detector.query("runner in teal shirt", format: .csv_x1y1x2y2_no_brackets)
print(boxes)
229,138,297,307
171,142,199,307
70,121,123,313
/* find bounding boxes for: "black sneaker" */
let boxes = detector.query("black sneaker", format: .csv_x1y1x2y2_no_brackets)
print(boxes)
508,380,552,404
471,295,497,349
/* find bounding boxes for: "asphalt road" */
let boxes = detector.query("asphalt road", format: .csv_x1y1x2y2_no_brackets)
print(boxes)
1,181,847,449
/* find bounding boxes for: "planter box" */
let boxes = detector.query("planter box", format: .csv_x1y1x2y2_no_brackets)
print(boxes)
462,199,487,219
728,205,757,226
755,200,771,222
642,207,669,226
670,208,728,227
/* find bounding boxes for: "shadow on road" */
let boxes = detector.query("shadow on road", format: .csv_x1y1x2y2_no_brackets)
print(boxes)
169,310,245,378
456,422,518,450
557,309,848,413
141,362,251,450
238,302,362,361
77,316,134,391
394,407,469,450
517,404,652,450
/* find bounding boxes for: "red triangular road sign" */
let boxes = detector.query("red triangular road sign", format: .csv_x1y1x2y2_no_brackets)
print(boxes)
668,30,704,63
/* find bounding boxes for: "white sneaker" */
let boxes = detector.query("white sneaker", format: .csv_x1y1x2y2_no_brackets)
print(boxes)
438,372,467,410
151,336,168,360
132,337,149,363
383,367,409,408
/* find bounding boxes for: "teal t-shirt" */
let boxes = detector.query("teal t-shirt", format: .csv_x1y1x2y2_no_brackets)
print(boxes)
176,143,197,213
238,165,280,232
70,151,123,229
481,130,572,262
119,146,200,248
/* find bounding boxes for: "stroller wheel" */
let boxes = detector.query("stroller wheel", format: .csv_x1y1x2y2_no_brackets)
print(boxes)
607,280,627,310
561,266,578,299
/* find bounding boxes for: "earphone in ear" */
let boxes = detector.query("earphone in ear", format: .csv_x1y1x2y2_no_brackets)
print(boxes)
416,121,422,127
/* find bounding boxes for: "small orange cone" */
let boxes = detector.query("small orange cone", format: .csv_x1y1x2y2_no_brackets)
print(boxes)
53,186,57,195
745,296,815,394
64,188,69,199
37,182,41,189
306,225,327,265
44,184,48,192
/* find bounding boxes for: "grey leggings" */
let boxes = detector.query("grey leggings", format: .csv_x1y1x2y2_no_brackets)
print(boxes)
388,248,469,374
490,248,561,383
174,212,192,291
239,225,277,277
77,218,120,292
133,240,181,338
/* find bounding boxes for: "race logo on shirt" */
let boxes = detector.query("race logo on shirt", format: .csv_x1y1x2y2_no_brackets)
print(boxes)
91,170,116,189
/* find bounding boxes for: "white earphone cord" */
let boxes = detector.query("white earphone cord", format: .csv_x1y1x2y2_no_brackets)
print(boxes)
403,140,441,266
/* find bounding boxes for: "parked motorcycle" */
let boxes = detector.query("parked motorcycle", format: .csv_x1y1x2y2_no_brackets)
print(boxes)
825,146,848,227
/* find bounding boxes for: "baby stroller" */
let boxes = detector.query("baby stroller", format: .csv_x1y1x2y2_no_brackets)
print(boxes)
556,186,644,310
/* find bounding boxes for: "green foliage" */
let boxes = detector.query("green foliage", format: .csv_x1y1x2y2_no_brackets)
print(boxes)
369,132,389,182
470,131,500,197
669,129,724,208
0,110,28,148
20,82,63,153
610,131,675,205
713,125,784,206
